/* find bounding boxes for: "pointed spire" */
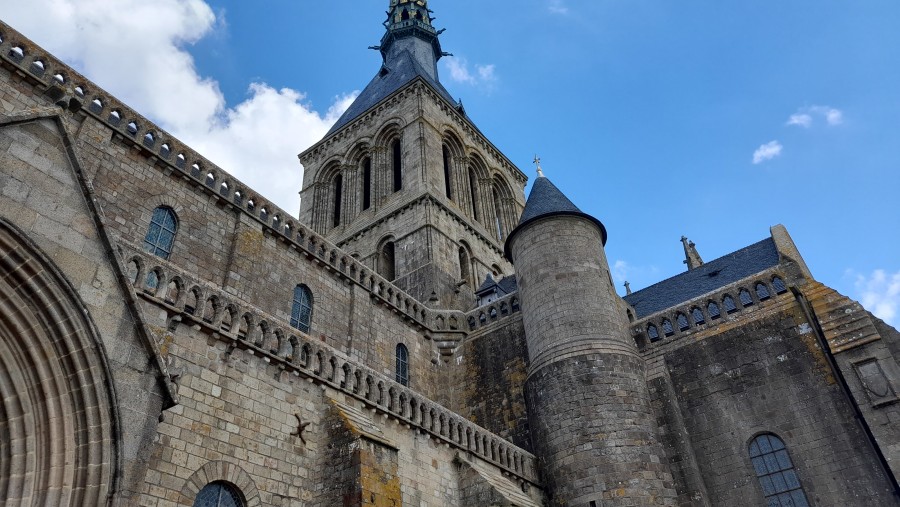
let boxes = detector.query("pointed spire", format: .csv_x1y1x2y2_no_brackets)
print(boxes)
378,0,445,80
681,236,704,270
624,281,632,295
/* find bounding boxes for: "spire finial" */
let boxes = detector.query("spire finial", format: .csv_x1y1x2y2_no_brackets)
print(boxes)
681,236,704,270
533,155,544,177
624,281,632,295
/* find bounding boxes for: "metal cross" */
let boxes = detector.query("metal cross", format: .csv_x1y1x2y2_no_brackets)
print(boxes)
533,155,544,177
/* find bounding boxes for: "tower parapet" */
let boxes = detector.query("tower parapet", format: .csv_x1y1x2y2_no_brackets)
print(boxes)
506,170,676,506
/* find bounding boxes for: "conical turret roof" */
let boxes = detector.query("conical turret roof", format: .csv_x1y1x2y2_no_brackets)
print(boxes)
504,174,607,260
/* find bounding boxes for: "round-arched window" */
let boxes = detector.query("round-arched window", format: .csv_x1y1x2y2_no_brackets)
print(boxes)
194,481,244,507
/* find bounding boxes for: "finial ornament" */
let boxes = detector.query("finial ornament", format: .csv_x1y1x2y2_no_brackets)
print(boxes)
533,155,544,177
681,236,704,270
624,281,632,295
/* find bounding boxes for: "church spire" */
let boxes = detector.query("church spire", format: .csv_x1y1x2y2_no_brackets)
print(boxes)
376,0,446,81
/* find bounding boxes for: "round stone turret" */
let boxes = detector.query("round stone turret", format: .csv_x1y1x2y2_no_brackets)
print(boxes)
505,173,676,506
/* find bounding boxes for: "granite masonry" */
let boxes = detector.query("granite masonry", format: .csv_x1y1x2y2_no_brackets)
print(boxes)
1,1,899,506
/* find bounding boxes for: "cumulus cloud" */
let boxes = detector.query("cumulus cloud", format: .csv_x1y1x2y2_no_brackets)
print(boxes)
548,0,569,14
752,141,783,164
444,57,497,87
786,106,843,128
851,269,900,326
0,0,356,216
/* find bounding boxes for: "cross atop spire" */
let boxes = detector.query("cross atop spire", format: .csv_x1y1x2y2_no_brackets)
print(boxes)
533,155,544,178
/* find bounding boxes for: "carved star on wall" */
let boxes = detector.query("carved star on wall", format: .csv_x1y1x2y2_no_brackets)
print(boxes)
290,414,311,444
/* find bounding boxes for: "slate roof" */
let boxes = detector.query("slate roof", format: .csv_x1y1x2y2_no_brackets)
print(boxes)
623,238,781,318
504,176,607,259
326,49,458,136
475,274,518,296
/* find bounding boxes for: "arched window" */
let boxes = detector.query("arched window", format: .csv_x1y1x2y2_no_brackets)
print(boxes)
443,146,453,200
379,240,396,281
332,174,343,227
392,138,402,192
756,282,771,301
362,157,372,210
708,301,721,320
468,167,480,221
458,245,471,287
662,319,674,337
492,187,505,241
396,343,409,386
647,324,660,342
723,295,738,314
143,206,178,259
290,285,313,334
691,307,705,325
676,312,690,331
772,276,787,294
749,434,809,507
194,481,244,507
739,288,754,307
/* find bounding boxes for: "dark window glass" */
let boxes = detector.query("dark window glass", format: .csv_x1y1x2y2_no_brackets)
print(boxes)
392,139,402,192
193,482,243,507
724,295,738,313
290,285,313,333
332,174,343,227
676,313,690,331
740,289,754,306
647,324,660,342
396,343,409,386
692,307,705,325
379,241,396,281
756,283,771,301
468,167,480,221
749,434,809,507
708,301,721,319
362,157,372,210
662,319,674,336
772,277,787,294
143,206,178,259
443,146,453,199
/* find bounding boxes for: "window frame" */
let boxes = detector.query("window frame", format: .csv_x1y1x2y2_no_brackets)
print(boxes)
396,343,409,387
290,284,313,334
748,434,810,507
143,206,178,260
193,481,245,507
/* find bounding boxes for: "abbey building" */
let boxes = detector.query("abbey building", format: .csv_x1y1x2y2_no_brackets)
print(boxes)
1,1,899,505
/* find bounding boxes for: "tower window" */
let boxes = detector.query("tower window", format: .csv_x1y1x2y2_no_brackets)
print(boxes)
379,240,396,281
772,276,788,294
708,301,721,319
691,307,705,325
749,434,810,507
662,319,674,337
492,187,504,241
332,174,343,227
290,284,313,334
739,289,754,307
756,282,771,301
143,206,178,260
392,138,402,192
723,295,738,314
676,312,690,331
468,167,481,221
458,245,471,287
396,343,409,386
443,146,453,200
362,157,372,210
193,481,244,507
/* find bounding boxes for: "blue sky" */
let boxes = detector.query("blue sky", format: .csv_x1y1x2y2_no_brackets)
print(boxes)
2,0,898,324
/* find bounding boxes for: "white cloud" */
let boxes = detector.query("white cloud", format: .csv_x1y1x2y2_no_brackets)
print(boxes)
0,0,356,216
752,141,783,164
443,57,497,87
786,114,812,128
548,0,569,14
851,269,900,326
786,106,843,128
612,260,660,293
